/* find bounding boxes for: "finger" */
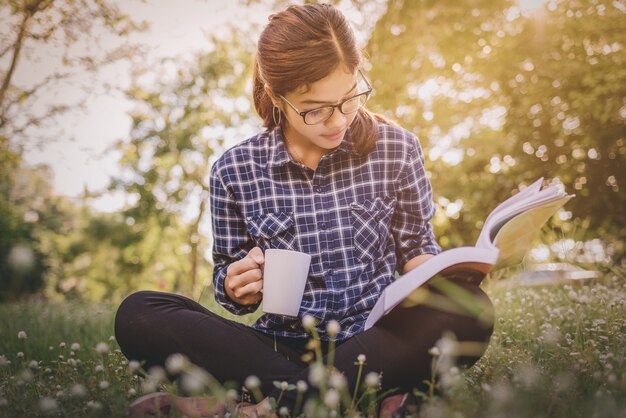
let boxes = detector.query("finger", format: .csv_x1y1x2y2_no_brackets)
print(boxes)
228,255,261,277
227,269,262,298
239,291,263,306
238,278,263,298
248,246,265,266
234,278,263,301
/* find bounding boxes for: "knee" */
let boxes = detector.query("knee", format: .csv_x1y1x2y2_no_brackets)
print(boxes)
116,291,154,320
114,291,158,341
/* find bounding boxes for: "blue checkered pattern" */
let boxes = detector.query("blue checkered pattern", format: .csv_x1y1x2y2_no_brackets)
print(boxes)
209,123,440,341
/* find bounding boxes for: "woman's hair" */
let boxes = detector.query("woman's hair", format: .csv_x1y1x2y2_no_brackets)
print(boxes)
252,3,393,155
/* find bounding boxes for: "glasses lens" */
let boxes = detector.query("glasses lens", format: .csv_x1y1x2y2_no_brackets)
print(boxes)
341,93,368,114
304,107,334,125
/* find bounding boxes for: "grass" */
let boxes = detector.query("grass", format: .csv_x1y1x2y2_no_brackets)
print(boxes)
0,272,625,417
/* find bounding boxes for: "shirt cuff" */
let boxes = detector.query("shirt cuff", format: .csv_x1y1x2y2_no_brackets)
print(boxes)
213,266,260,315
397,242,441,273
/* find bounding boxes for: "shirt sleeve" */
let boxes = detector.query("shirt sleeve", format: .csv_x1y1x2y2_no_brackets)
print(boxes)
391,134,441,273
209,161,260,315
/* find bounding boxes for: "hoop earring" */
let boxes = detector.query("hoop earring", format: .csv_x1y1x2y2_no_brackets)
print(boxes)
272,105,282,126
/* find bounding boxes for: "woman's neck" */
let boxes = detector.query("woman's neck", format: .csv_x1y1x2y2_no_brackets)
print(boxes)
282,126,325,171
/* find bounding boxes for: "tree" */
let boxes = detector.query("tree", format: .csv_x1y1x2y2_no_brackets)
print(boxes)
0,0,146,147
0,0,146,300
365,0,626,254
110,32,257,297
0,137,56,299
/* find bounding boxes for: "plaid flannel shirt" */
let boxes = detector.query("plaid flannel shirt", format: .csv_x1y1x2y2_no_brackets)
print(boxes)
209,123,440,341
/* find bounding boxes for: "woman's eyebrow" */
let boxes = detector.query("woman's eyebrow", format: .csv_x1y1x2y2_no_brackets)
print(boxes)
300,81,358,105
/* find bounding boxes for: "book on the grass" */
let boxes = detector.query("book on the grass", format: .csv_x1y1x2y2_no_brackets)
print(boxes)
364,178,573,330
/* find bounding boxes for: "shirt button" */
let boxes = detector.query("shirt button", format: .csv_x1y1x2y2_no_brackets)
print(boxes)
320,222,327,230
315,186,322,193
327,269,334,276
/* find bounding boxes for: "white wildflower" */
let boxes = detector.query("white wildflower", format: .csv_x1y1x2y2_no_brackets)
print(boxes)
69,384,87,397
128,360,141,372
324,389,340,409
59,342,66,348
17,331,27,340
181,369,208,394
67,358,77,367
302,315,315,329
128,388,137,397
17,369,33,383
95,364,104,373
141,380,157,394
165,353,188,374
326,320,341,337
109,335,116,342
308,363,325,387
71,343,80,351
87,400,102,410
279,406,289,416
428,347,440,356
329,371,347,390
28,360,38,369
148,366,166,383
364,372,380,388
95,342,109,355
38,397,57,413
280,381,289,390
245,375,261,390
226,389,238,401
357,354,366,365
296,380,308,393
17,352,24,359
99,380,109,389
0,355,10,367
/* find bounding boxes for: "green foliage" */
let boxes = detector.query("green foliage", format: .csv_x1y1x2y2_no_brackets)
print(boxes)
109,31,256,297
366,0,626,249
0,0,145,148
0,138,49,300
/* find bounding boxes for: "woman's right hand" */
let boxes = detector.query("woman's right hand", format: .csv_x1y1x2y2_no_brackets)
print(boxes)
224,247,265,305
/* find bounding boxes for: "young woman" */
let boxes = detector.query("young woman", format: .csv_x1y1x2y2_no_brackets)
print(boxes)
115,3,493,417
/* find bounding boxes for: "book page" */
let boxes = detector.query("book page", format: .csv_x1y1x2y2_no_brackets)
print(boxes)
364,247,498,330
493,196,572,268
476,182,569,249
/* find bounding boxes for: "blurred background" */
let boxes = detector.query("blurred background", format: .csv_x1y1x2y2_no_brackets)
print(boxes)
1,0,624,303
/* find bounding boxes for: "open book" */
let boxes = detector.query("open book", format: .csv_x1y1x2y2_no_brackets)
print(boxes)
364,178,573,330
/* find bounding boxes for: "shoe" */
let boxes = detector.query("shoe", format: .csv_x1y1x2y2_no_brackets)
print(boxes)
127,392,172,417
379,392,420,418
171,396,226,417
127,392,226,418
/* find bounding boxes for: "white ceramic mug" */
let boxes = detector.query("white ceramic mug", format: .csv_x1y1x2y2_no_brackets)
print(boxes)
262,248,311,316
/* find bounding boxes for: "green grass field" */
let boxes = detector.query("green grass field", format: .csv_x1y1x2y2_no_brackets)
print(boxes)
0,273,625,417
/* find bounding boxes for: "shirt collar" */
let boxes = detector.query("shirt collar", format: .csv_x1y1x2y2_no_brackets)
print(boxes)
268,127,359,168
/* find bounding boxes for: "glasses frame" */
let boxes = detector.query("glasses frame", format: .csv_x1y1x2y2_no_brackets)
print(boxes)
278,70,373,126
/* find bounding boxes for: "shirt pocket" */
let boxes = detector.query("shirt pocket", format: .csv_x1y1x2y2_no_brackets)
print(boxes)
350,197,396,263
246,211,297,251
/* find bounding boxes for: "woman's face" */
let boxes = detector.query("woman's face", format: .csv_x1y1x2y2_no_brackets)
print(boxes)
280,65,359,152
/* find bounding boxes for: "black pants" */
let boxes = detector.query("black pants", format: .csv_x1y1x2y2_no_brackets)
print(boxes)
114,285,493,407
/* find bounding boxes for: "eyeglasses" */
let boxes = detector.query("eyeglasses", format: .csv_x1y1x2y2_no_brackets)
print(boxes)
278,70,373,125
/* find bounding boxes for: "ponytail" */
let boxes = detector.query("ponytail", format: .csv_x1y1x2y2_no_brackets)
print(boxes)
252,57,280,131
